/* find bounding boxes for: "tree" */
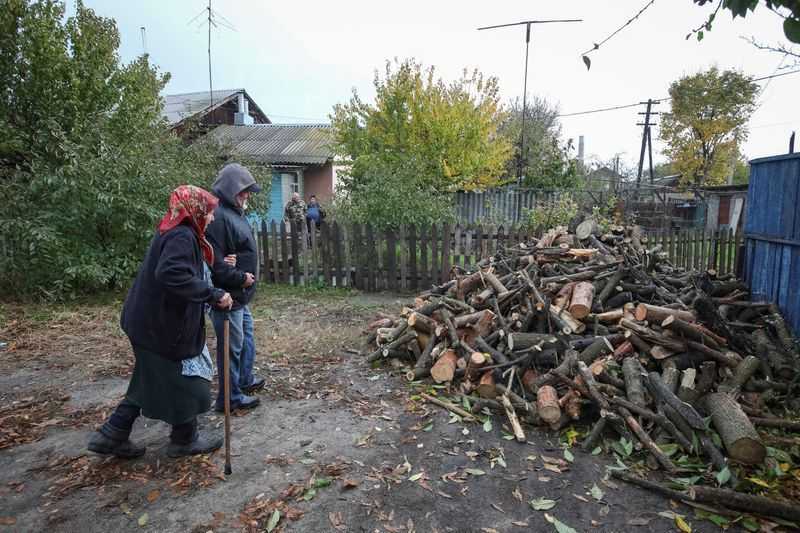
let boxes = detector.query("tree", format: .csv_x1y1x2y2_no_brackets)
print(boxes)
498,97,580,189
691,1,800,43
0,1,233,298
660,67,758,188
330,59,512,228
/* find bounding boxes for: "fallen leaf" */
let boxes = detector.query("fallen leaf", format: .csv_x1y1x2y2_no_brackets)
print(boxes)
543,464,562,474
329,511,346,531
512,521,529,527
0,517,16,526
544,513,578,533
675,515,692,532
465,468,485,476
146,489,160,503
266,510,281,532
341,478,360,490
481,528,500,533
590,484,604,501
573,494,589,503
563,449,574,463
530,498,557,511
437,490,453,499
138,513,148,527
409,472,423,482
491,503,505,513
120,503,132,515
512,486,523,502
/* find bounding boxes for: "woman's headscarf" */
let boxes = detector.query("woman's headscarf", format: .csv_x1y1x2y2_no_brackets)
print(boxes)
157,185,219,265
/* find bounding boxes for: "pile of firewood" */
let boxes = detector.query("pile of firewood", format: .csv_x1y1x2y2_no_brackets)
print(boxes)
363,222,800,519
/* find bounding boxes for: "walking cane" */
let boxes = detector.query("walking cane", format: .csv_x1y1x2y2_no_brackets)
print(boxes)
223,313,232,475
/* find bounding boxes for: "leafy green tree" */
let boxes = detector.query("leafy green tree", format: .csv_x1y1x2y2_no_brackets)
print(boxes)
691,0,800,43
498,97,580,189
660,67,758,188
330,59,511,228
0,1,232,298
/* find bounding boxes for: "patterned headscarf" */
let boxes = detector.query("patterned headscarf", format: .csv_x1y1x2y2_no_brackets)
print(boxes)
157,185,219,265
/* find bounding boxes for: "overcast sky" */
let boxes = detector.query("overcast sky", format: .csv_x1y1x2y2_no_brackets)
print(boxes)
76,0,799,169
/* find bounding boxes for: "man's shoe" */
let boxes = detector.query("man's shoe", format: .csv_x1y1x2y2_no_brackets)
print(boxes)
167,433,223,458
214,395,261,413
242,377,266,394
88,431,146,459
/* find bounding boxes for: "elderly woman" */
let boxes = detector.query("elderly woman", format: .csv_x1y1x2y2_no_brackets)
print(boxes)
88,185,233,458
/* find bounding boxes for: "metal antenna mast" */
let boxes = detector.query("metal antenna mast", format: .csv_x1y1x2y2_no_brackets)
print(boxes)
478,18,582,182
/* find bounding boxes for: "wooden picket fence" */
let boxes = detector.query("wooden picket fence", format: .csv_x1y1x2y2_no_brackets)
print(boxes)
252,222,745,291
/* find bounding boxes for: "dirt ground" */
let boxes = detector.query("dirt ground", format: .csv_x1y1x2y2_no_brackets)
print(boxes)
0,286,744,532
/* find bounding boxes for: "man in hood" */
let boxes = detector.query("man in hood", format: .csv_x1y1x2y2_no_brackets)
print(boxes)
206,163,265,413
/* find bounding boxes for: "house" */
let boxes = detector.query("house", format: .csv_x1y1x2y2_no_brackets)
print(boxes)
701,184,748,235
207,124,336,224
585,166,624,191
162,89,270,135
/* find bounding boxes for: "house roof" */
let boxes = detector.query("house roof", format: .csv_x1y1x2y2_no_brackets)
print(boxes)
208,124,333,165
161,89,270,126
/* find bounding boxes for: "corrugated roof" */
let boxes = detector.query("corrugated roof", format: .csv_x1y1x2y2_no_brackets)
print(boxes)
208,124,333,165
162,89,243,125
162,89,270,126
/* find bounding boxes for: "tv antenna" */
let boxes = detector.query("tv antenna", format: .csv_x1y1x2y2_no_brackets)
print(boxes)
478,18,582,182
188,1,237,124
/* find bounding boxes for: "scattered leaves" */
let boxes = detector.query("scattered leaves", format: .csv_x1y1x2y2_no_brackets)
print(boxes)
530,498,558,511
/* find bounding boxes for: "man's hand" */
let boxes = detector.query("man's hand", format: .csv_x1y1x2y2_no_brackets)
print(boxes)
216,292,233,310
224,254,237,267
242,272,255,288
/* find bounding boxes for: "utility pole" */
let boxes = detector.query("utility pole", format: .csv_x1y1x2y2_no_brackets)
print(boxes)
478,18,582,183
208,0,213,123
636,99,658,189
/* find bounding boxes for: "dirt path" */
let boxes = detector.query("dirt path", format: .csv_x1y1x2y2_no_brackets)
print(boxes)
0,288,732,532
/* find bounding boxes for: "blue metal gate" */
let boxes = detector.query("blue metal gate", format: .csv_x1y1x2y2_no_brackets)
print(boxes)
744,152,800,334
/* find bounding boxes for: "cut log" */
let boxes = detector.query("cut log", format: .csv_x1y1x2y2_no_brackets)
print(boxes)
634,303,696,324
677,368,697,404
593,308,624,323
752,329,793,380
465,351,488,380
552,281,577,312
407,312,437,334
662,315,721,350
618,406,677,472
406,340,442,381
650,345,675,360
430,349,459,383
476,371,497,399
597,266,626,308
483,271,510,298
569,281,595,319
559,390,582,420
521,368,539,394
765,306,796,355
646,372,705,430
749,416,800,432
551,306,586,334
536,385,561,425
622,357,646,407
576,219,599,240
506,332,557,352
686,341,742,368
581,417,608,452
578,336,614,365
626,332,653,356
605,291,633,309
718,355,760,394
704,392,766,465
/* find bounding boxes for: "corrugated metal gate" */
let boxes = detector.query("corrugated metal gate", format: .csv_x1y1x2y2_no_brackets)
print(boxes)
743,153,800,334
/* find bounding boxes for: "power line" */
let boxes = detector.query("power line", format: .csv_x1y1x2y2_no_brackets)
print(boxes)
558,68,800,118
580,0,657,62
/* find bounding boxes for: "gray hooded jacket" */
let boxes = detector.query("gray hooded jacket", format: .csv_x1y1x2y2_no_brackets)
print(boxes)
206,164,261,308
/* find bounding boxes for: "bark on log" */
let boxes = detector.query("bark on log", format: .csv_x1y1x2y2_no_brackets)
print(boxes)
749,416,800,432
430,349,459,383
634,303,696,324
686,341,742,368
576,219,599,240
593,308,624,323
605,291,633,309
705,392,766,465
677,368,697,404
662,315,721,350
581,417,608,452
506,332,557,352
597,266,626,308
474,336,510,366
521,368,539,394
622,357,646,407
407,312,437,334
646,372,706,430
559,390,582,420
618,406,677,472
752,329,793,380
611,397,693,452
552,282,577,312
551,306,586,334
539,270,595,285
718,355,760,394
537,385,561,425
406,340,442,381
578,336,614,365
483,271,510,298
